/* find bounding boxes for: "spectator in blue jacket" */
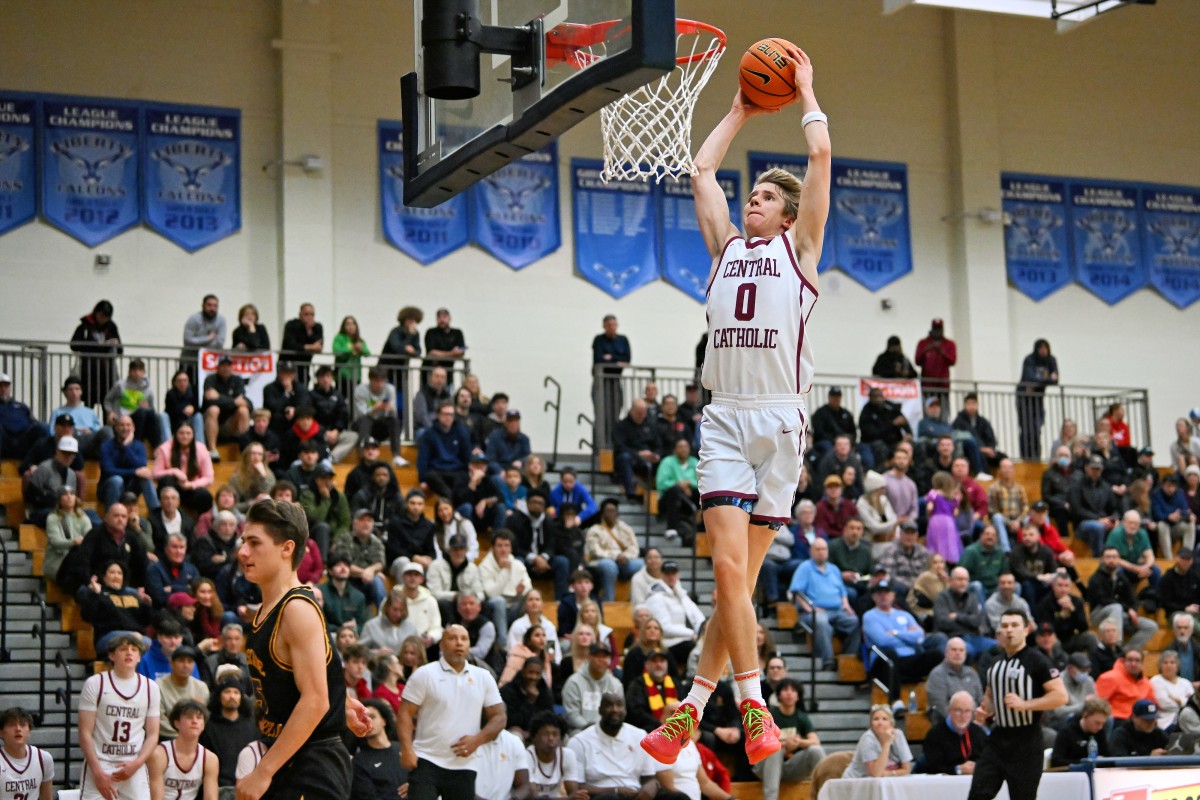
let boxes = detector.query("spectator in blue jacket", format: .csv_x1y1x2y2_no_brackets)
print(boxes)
485,410,532,474
137,617,199,681
146,532,201,609
863,580,947,703
549,468,597,522
1151,474,1196,559
417,401,471,499
789,538,861,671
98,414,159,510
0,374,50,460
51,376,111,458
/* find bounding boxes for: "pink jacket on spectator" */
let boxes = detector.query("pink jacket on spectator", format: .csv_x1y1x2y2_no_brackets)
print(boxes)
152,441,215,488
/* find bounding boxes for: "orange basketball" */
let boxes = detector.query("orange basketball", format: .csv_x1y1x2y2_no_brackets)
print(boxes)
738,38,798,109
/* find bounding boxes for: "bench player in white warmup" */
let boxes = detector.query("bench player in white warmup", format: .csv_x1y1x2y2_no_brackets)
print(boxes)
0,707,54,800
78,632,161,800
149,700,219,800
642,44,831,766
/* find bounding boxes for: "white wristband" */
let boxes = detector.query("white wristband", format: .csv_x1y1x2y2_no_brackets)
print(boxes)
802,111,828,128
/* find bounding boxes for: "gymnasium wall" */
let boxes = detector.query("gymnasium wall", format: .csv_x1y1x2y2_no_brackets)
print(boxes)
0,0,1196,457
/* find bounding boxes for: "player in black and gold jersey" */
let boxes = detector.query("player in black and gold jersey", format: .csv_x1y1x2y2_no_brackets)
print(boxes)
236,499,371,800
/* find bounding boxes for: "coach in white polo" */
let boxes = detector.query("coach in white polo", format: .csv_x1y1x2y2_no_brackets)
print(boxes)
399,624,506,800
567,692,684,800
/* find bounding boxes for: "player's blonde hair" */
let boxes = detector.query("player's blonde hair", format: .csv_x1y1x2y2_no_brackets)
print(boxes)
755,168,803,220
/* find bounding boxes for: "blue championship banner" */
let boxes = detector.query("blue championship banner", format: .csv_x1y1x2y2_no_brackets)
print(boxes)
470,142,559,269
832,158,912,291
141,103,240,252
748,151,834,273
0,92,38,236
1068,179,1146,304
658,170,739,303
572,158,658,298
1001,173,1073,301
378,120,468,264
1141,184,1200,309
42,96,141,246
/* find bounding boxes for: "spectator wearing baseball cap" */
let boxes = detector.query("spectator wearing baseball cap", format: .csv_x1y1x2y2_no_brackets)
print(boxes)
0,372,50,461
156,644,210,740
425,532,488,626
814,474,858,539
1109,699,1169,756
398,561,444,653
329,507,387,607
20,409,86,478
561,642,623,734
299,461,350,559
322,553,369,635
1071,455,1123,556
485,409,531,475
1045,652,1097,731
25,434,86,527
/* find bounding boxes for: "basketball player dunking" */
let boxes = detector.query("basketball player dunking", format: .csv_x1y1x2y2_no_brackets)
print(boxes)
236,499,371,800
642,44,830,766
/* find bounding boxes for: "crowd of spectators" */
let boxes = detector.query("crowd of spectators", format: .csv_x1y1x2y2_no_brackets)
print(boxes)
6,303,1200,797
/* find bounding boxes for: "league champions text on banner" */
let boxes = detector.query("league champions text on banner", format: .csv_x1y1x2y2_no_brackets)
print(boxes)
1068,179,1147,304
377,120,468,264
1141,184,1200,309
831,159,912,291
571,158,659,299
855,378,922,432
0,92,38,236
748,151,834,274
1002,174,1073,301
198,349,276,409
41,97,141,247
141,103,241,252
470,142,560,269
658,170,739,303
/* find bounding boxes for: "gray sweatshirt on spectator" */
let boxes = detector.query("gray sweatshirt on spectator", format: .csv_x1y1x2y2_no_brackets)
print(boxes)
925,660,984,722
182,311,227,350
561,669,623,732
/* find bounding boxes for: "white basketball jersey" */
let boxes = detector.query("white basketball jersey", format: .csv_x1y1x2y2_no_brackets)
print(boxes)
79,671,159,765
161,741,206,800
0,745,53,800
702,232,817,396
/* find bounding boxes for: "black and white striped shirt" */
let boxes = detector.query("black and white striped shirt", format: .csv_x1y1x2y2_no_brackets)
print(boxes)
986,645,1058,730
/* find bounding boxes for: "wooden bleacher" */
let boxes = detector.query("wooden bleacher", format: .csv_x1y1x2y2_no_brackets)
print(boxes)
728,780,811,800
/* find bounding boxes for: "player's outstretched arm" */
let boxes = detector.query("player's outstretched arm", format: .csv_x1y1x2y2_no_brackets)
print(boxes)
693,92,774,259
785,45,830,288
239,598,331,800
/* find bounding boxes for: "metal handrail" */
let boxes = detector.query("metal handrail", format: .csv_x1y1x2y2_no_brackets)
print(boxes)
0,533,10,663
869,644,896,700
54,650,74,787
791,589,819,712
29,591,48,723
543,376,562,470
576,413,597,496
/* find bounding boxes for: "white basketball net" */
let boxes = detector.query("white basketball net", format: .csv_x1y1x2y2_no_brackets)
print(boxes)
597,27,726,183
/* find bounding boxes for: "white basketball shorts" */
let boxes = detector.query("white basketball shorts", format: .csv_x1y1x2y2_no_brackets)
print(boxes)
80,762,150,800
697,392,808,525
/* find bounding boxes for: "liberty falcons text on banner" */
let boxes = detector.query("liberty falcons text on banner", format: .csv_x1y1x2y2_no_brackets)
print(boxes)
1002,174,1073,301
470,142,560,269
142,102,241,252
1141,184,1200,309
1068,178,1147,304
41,96,141,247
378,120,468,264
831,158,912,292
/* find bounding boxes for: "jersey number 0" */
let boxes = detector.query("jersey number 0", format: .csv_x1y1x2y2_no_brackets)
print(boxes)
734,283,758,321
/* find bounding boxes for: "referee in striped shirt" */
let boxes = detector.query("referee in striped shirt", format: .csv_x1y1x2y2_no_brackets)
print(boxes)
968,609,1067,800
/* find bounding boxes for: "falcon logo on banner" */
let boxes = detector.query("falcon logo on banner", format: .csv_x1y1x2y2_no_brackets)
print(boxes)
571,158,659,299
1068,179,1146,304
658,170,739,303
142,103,241,252
1141,184,1200,309
378,120,468,264
748,151,834,274
470,142,560,269
1002,174,1073,301
0,93,37,236
832,159,912,291
41,96,141,246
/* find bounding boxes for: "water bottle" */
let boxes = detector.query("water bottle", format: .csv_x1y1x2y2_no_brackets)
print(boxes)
1087,737,1098,760
908,690,917,713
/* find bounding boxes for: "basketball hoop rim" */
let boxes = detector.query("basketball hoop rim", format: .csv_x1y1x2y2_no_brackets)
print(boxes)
545,17,727,69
